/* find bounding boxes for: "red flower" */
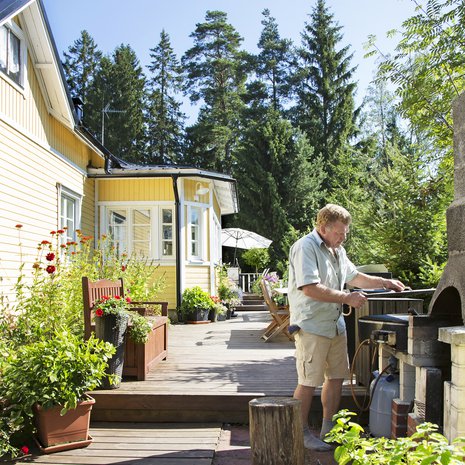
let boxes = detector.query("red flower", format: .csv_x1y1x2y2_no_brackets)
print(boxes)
57,229,65,234
41,240,51,245
102,295,110,301
45,265,56,274
20,446,29,455
114,295,121,300
60,244,67,248
121,265,127,272
15,224,23,229
95,308,104,317
45,252,55,261
50,230,57,235
125,297,132,303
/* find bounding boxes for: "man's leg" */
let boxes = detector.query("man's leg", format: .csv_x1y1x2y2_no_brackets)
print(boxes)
294,384,315,428
294,383,332,451
320,377,343,439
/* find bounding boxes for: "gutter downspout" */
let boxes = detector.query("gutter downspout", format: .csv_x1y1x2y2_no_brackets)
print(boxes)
172,175,182,310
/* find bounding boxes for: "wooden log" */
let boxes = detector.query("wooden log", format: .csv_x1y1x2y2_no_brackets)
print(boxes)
249,397,304,465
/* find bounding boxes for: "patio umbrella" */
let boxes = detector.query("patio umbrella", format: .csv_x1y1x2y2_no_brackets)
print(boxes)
221,228,272,264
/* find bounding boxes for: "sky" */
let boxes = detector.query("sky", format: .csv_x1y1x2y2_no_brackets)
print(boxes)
42,0,418,119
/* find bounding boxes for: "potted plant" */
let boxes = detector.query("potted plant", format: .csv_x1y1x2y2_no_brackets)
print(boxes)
0,331,115,454
93,295,152,388
208,296,227,322
179,286,215,323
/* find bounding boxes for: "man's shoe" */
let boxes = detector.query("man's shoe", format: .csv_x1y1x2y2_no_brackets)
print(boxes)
303,430,333,451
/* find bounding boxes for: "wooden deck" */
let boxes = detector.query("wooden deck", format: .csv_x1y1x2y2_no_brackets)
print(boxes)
10,311,361,465
90,311,365,423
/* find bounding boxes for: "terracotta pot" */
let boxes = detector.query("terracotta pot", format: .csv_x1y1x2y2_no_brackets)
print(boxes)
33,396,95,450
95,312,129,388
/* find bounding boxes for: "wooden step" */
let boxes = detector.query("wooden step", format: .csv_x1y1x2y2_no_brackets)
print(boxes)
235,303,267,312
90,388,367,424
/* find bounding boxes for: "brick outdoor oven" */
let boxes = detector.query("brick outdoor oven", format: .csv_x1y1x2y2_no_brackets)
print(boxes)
359,92,465,441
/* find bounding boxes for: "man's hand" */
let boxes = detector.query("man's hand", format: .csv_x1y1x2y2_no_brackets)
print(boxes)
344,291,367,309
384,279,405,292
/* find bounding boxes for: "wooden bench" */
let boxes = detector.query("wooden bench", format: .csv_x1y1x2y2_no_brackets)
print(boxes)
82,277,169,381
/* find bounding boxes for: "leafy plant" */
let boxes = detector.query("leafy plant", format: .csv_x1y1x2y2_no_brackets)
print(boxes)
179,286,215,316
0,331,115,457
241,247,270,273
93,295,152,344
326,410,465,465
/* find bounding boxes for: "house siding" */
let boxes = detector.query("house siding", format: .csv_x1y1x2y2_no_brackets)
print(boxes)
184,266,211,292
97,178,174,201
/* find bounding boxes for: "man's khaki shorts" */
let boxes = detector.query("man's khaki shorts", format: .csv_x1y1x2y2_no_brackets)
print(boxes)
294,331,350,387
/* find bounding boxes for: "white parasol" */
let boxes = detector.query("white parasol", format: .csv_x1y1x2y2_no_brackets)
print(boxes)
221,228,272,264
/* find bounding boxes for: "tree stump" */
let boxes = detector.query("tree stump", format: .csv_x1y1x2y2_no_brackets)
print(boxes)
249,397,304,465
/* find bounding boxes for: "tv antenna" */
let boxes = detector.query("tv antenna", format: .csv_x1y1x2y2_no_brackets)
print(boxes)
101,103,126,145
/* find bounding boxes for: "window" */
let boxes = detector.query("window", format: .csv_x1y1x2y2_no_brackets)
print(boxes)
0,23,24,87
161,208,173,257
189,206,202,260
103,205,174,259
59,186,81,243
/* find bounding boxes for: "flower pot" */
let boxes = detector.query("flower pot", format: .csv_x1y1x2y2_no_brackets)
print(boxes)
184,308,210,323
32,396,95,450
208,307,218,322
95,313,129,388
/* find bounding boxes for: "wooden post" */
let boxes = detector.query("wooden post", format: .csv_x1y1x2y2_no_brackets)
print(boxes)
249,397,304,465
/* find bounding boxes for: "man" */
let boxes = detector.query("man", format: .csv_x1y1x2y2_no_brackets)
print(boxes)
287,204,404,451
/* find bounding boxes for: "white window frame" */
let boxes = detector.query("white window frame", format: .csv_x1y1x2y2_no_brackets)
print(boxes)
0,21,27,91
58,185,82,243
187,204,207,263
99,202,175,261
212,213,221,265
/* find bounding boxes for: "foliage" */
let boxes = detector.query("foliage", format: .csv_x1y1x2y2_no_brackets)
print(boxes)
62,30,102,106
93,295,152,344
365,0,465,157
216,265,242,306
0,332,115,457
181,10,247,173
179,286,215,315
241,248,270,273
291,0,359,193
146,29,185,164
0,227,165,345
234,109,325,271
327,410,465,465
85,44,146,162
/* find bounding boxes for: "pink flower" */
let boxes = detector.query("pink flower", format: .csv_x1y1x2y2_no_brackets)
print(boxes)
45,265,56,274
46,252,55,261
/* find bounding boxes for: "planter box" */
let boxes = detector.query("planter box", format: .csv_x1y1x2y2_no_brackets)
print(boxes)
123,315,169,380
184,308,210,323
33,396,94,450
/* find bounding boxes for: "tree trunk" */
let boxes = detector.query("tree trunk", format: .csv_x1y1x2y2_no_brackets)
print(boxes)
249,397,304,465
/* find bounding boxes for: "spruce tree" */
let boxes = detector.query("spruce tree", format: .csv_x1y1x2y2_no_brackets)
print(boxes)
235,109,326,271
146,30,185,164
86,45,146,163
291,0,358,193
181,10,247,173
249,9,294,112
62,30,102,121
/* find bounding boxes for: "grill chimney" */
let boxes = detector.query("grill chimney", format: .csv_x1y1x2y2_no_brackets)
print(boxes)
429,92,465,323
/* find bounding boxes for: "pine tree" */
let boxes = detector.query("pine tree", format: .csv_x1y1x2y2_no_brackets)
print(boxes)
146,30,185,164
291,0,358,192
86,45,146,162
62,30,102,120
181,10,247,173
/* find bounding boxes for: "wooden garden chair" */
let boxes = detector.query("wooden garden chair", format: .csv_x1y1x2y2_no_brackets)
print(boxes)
82,277,169,380
260,279,293,342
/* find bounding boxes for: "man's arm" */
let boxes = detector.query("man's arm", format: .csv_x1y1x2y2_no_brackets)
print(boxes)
348,272,405,292
301,283,368,309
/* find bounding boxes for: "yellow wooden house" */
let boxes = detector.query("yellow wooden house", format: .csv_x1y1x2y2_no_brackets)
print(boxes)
0,0,238,312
